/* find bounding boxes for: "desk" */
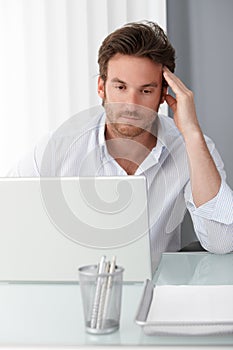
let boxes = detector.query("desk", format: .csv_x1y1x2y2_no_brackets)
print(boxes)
0,252,233,349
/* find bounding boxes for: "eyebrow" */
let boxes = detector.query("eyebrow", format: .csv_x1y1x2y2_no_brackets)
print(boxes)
110,78,158,88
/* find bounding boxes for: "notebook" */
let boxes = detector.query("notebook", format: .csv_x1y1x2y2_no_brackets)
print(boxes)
136,280,233,335
0,176,152,282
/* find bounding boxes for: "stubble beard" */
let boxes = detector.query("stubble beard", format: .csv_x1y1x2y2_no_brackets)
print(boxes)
104,102,157,139
110,122,145,138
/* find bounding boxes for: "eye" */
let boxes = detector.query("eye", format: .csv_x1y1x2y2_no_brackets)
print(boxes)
142,89,152,94
115,84,126,90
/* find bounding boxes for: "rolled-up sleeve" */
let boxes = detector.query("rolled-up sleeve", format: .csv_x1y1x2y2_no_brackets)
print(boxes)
187,181,233,225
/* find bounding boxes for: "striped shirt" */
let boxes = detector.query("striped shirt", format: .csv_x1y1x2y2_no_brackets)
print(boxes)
9,106,233,268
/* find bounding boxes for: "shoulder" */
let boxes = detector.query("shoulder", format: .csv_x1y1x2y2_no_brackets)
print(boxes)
51,105,105,141
157,114,180,134
36,106,105,175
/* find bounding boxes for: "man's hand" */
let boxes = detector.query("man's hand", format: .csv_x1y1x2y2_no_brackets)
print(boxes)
163,66,201,138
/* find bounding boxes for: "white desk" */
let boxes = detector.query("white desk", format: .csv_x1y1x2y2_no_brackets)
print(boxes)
0,252,233,349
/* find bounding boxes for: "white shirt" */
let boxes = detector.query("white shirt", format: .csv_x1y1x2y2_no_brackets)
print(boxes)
9,106,233,268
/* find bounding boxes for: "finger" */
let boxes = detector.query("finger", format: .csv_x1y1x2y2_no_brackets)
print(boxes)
163,68,189,95
163,69,186,90
165,94,177,113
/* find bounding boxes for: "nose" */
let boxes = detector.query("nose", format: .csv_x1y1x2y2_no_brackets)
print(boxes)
127,89,140,106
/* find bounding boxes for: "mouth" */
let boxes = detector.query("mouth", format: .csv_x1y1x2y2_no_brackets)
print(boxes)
118,114,141,122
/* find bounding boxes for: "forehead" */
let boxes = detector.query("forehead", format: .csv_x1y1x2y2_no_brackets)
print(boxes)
107,54,163,85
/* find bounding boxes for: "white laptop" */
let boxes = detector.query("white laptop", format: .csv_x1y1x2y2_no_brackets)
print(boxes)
0,176,153,282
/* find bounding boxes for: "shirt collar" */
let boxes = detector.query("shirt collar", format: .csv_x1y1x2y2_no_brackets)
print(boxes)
97,112,106,146
97,112,181,163
97,113,111,162
155,114,182,152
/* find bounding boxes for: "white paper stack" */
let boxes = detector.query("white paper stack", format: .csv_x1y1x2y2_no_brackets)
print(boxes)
144,285,233,335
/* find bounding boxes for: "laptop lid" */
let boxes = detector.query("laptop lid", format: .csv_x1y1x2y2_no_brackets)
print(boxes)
0,176,152,282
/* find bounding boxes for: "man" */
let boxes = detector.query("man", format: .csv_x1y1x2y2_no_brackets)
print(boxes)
9,21,233,268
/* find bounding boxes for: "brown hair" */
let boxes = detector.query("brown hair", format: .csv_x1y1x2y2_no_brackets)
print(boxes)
98,21,176,87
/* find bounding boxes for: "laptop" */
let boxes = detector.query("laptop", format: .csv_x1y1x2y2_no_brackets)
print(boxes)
0,176,153,282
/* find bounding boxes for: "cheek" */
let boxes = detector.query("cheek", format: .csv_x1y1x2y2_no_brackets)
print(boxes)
146,96,161,112
104,88,120,102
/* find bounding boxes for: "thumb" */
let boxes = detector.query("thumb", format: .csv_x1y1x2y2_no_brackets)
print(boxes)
165,94,177,113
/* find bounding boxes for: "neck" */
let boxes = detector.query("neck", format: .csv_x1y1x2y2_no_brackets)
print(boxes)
105,124,157,174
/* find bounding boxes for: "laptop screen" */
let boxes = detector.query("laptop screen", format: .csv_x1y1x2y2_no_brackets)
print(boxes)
0,176,152,282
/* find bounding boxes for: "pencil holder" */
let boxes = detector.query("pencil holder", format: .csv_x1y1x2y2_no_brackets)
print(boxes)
78,264,124,334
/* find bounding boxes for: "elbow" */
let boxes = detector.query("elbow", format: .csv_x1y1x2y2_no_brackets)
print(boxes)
203,243,233,255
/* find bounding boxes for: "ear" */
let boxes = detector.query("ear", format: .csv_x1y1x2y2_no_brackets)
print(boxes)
160,86,168,104
97,76,105,99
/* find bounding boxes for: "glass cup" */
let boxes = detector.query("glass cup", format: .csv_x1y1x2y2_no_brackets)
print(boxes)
78,264,124,334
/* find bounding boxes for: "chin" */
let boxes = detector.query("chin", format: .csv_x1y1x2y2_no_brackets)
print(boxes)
113,123,145,138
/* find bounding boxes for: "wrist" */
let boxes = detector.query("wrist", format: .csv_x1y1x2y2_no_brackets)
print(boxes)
182,125,204,144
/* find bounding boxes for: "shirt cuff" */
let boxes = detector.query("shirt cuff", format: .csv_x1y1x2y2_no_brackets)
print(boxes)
186,181,233,225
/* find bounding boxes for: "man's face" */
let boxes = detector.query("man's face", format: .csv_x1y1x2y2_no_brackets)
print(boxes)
98,54,166,138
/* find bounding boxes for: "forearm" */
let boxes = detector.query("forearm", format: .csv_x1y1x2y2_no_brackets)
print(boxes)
183,128,221,207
